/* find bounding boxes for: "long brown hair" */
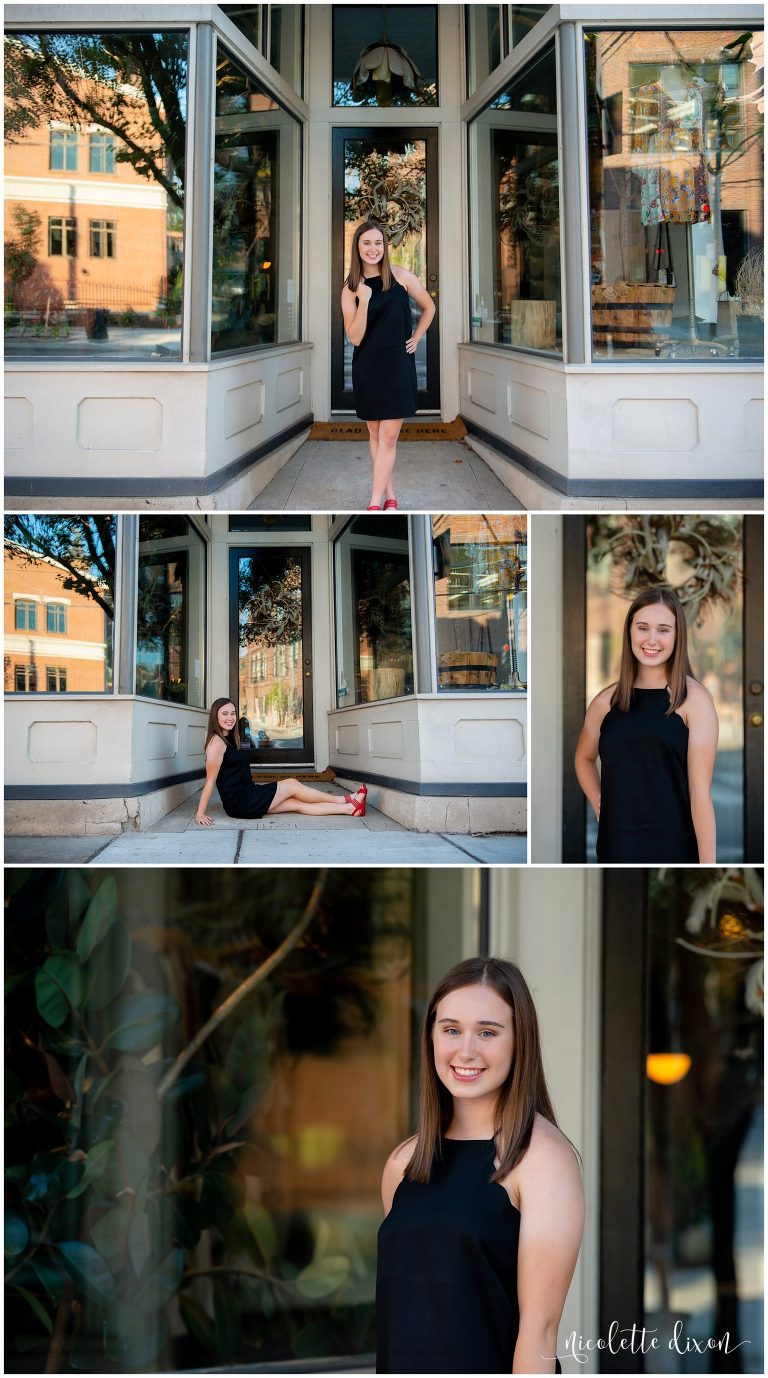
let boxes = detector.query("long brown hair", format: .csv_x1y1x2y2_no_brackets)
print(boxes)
346,220,393,293
610,586,693,715
406,957,560,1185
205,697,240,751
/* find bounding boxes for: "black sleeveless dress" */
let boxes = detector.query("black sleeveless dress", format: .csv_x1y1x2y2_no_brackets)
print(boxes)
377,1138,526,1374
597,688,698,863
352,275,418,420
215,740,278,819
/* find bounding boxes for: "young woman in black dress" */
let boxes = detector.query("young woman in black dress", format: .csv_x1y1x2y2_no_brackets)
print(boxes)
195,698,367,825
341,221,435,511
574,586,719,863
377,957,583,1375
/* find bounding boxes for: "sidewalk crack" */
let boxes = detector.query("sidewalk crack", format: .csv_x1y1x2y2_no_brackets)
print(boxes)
234,830,244,863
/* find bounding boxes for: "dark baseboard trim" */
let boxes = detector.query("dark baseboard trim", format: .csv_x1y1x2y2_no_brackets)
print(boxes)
462,416,764,499
4,415,313,499
6,768,204,800
329,766,527,798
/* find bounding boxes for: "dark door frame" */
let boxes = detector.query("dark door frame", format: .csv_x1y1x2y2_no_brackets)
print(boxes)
561,516,763,863
330,125,440,413
600,870,648,1374
228,545,315,767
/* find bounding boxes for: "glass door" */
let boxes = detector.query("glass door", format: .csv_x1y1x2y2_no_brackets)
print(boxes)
229,547,314,766
331,127,440,411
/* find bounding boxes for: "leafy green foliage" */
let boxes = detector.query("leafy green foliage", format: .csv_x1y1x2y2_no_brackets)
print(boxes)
4,868,378,1371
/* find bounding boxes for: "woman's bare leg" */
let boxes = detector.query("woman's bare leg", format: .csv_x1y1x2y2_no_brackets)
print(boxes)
267,798,357,816
266,778,365,815
372,418,403,502
366,421,381,505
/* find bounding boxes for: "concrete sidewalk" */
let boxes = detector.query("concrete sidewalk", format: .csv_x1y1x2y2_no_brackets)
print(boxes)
248,438,524,511
4,787,528,865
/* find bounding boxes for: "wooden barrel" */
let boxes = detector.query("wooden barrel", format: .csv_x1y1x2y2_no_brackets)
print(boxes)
437,651,498,688
592,282,676,348
510,299,556,349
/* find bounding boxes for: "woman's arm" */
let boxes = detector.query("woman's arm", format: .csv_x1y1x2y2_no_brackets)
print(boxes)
195,738,226,826
393,267,435,351
574,689,612,820
381,1137,417,1215
341,281,372,346
512,1125,584,1375
685,682,719,863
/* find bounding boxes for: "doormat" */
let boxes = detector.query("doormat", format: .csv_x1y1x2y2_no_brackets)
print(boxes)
309,418,467,442
250,767,336,784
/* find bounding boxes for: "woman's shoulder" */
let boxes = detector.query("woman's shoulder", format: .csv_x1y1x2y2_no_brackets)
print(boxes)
587,683,616,716
206,733,227,759
514,1115,581,1190
683,676,718,727
685,676,714,705
384,1134,418,1173
391,264,414,288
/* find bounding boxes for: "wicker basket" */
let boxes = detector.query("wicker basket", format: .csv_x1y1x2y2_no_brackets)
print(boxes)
592,281,676,348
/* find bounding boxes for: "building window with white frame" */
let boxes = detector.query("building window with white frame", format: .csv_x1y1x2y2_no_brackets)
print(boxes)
89,220,116,259
432,515,527,693
334,516,414,707
88,130,116,173
49,126,78,170
48,217,77,258
14,599,37,631
14,665,37,692
46,666,67,692
46,602,67,634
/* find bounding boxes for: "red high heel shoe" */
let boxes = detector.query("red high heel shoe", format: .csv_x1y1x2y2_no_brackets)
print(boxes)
344,784,368,804
383,499,398,511
351,795,366,817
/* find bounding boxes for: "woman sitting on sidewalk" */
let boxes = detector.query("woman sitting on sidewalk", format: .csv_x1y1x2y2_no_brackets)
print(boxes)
195,699,367,826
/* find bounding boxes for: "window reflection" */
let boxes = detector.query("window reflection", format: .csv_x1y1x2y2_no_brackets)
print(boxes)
334,516,413,706
4,31,188,360
212,46,301,354
4,515,115,693
432,515,527,692
468,45,561,352
585,515,745,861
585,29,764,361
136,517,206,707
645,869,764,1370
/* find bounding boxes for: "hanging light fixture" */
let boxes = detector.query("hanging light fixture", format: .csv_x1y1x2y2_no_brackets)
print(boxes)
352,5,421,107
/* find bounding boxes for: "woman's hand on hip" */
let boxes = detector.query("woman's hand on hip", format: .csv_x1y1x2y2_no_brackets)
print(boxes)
405,334,418,354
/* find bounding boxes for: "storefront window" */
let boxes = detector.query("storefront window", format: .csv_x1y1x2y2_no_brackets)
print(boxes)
211,46,301,354
4,866,480,1372
585,516,745,861
432,515,527,692
585,28,764,361
136,518,206,707
644,869,763,1370
468,44,562,352
4,30,188,361
4,515,116,694
332,5,438,106
334,516,414,707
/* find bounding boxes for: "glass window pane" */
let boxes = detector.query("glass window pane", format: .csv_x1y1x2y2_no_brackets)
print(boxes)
136,517,206,707
585,28,764,362
4,30,188,361
466,5,501,95
4,515,116,693
334,516,413,706
644,869,764,1372
236,550,308,753
585,516,745,861
333,4,438,107
509,6,549,48
468,44,561,353
212,44,301,354
4,866,480,1371
220,4,263,54
229,515,312,531
270,4,304,96
432,514,527,692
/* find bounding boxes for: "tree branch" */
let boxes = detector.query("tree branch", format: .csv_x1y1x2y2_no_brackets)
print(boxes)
156,871,328,1100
